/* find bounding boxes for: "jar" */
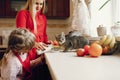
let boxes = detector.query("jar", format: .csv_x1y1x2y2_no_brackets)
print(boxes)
97,25,107,36
111,23,120,37
111,23,120,41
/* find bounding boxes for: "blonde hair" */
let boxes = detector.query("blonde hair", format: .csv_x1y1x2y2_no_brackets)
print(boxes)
22,0,46,32
23,0,46,19
7,28,35,53
0,28,35,68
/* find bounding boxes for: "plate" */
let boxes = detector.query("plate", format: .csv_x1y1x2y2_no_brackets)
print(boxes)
37,44,53,55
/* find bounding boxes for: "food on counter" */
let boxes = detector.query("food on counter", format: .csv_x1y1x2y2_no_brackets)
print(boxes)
103,35,113,46
102,46,109,55
108,41,120,54
109,36,116,49
53,40,59,46
76,43,102,57
88,43,102,57
99,35,116,49
49,40,61,51
50,40,59,46
99,35,107,45
76,48,85,57
98,35,116,55
76,35,116,57
76,45,90,57
83,45,90,55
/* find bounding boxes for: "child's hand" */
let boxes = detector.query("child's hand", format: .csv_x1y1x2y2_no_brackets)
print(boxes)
30,54,45,68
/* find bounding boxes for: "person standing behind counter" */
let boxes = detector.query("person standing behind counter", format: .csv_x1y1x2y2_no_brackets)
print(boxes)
16,0,52,80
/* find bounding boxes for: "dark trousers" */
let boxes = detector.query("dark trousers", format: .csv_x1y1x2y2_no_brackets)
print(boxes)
31,63,52,80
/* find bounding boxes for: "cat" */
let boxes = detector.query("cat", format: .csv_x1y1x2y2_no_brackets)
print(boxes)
55,30,89,52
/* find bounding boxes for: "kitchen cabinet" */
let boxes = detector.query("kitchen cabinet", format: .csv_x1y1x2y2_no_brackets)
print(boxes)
45,0,70,19
5,0,26,17
0,0,70,19
0,0,26,18
0,0,5,17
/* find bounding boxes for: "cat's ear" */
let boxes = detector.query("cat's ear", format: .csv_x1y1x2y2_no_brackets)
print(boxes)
61,32,65,36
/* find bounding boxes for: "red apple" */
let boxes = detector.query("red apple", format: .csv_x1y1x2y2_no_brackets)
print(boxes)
76,48,85,57
84,45,90,55
53,40,59,46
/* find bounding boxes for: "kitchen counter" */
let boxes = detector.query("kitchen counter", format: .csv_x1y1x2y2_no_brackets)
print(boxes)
45,51,120,80
0,45,7,48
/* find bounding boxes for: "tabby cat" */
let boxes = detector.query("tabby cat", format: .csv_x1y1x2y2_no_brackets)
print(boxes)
55,30,89,52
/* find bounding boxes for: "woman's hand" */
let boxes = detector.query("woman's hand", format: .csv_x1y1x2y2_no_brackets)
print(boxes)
34,42,48,50
45,40,52,44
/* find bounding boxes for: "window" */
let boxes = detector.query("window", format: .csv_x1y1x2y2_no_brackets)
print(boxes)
112,0,120,23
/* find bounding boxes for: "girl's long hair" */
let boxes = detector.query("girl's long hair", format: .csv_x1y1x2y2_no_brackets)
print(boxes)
0,28,35,67
6,28,35,53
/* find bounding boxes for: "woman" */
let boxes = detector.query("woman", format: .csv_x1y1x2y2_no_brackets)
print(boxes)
16,0,52,80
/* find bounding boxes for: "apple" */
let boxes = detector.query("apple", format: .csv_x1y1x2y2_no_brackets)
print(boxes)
84,45,90,55
53,40,59,46
76,48,85,57
88,43,102,57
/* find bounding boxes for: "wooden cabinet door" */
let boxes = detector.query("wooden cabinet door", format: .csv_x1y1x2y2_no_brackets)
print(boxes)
46,0,70,19
45,0,52,17
5,0,26,18
53,0,69,18
0,0,69,19
0,0,5,17
5,0,17,17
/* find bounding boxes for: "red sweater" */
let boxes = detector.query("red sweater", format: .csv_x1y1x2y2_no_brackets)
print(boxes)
16,10,48,43
16,10,48,59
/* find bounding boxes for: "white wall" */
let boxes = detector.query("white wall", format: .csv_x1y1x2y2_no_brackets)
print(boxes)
90,0,113,37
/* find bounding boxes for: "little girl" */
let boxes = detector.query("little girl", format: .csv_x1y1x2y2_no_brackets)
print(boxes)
0,28,36,80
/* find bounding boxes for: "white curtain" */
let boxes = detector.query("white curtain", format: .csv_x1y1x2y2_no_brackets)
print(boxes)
112,0,120,23
71,0,91,36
